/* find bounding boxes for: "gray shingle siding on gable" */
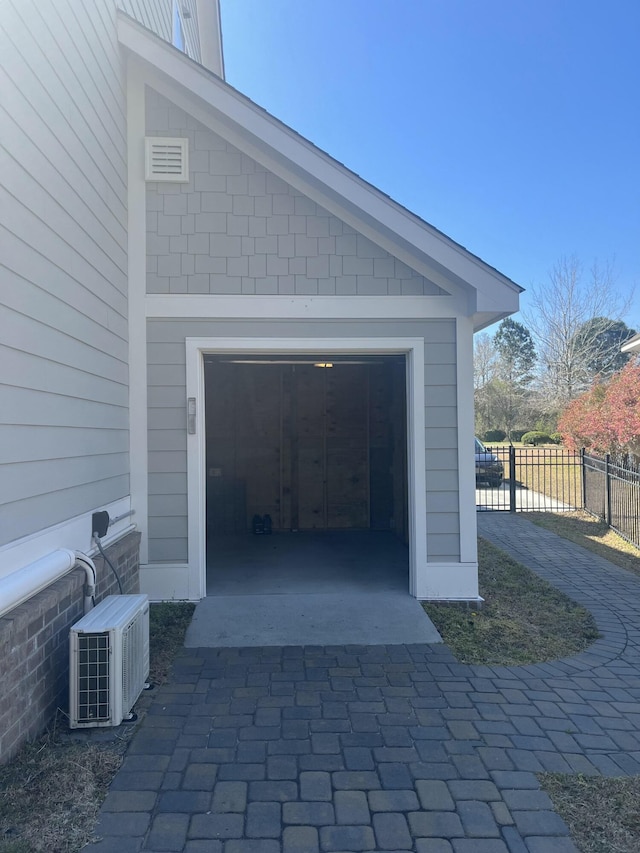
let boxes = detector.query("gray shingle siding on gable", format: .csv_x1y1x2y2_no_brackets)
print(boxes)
145,92,448,298
0,0,129,546
146,319,459,565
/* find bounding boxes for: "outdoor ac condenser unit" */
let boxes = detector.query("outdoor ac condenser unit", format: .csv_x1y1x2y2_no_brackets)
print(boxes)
69,594,150,728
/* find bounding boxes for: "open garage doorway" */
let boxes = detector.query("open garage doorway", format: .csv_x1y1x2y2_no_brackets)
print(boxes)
203,354,410,595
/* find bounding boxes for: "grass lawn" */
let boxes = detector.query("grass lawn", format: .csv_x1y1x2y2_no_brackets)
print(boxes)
540,773,640,853
0,602,195,853
529,510,640,577
423,537,600,665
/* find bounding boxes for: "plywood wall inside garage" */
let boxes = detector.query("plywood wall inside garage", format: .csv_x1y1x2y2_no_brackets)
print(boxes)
204,358,407,538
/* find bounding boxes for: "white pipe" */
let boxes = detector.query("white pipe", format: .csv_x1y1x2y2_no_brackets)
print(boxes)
0,549,97,619
74,552,97,614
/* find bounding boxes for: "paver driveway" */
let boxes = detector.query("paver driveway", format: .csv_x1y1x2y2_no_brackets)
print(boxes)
86,514,640,852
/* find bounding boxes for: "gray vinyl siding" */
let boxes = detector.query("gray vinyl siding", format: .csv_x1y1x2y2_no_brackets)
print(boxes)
145,91,448,298
118,0,201,61
0,0,129,546
147,319,459,564
423,328,460,560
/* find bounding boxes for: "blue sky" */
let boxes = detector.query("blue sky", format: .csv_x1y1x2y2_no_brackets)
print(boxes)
219,0,639,330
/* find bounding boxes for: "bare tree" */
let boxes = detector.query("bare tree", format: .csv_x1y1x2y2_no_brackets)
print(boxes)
524,256,633,408
473,333,499,435
473,332,498,391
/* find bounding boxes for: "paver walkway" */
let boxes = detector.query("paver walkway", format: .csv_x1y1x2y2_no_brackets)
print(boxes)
86,514,640,853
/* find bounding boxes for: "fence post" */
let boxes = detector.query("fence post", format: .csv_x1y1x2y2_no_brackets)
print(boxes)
509,445,516,512
605,453,612,527
581,448,586,509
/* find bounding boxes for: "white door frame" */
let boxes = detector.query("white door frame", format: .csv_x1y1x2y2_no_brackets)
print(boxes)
186,337,426,599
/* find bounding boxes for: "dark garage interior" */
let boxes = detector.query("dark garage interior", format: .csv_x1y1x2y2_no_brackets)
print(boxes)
203,354,409,594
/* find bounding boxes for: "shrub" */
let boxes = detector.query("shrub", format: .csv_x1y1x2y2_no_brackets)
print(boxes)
550,432,563,445
522,431,553,446
483,429,506,442
559,363,640,457
510,430,527,442
535,417,558,434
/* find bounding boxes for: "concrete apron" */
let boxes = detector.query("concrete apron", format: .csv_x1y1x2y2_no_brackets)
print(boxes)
186,531,442,647
185,591,442,647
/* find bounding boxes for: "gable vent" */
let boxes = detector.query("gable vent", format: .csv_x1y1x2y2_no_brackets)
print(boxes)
145,137,189,182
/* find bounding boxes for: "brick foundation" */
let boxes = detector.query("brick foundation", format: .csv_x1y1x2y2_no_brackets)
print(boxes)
0,530,141,764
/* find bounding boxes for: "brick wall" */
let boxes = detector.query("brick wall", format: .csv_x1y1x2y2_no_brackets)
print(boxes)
0,531,141,765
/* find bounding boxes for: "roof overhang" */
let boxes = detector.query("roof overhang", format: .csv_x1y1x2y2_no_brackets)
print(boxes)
622,333,640,353
117,13,521,330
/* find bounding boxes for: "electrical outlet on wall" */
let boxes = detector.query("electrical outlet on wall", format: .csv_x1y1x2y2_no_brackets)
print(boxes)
92,511,110,538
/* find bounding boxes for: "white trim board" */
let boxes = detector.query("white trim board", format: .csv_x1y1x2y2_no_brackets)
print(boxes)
456,316,479,564
415,562,480,601
184,336,427,601
140,563,191,601
145,294,462,320
0,496,134,580
128,65,150,564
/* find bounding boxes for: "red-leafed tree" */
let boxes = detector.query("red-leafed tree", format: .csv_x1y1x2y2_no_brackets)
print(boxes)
559,362,640,459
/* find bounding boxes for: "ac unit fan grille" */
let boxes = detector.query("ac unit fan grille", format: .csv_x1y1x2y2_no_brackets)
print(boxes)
76,632,111,722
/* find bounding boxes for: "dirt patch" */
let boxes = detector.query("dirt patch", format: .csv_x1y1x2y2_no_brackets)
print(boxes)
0,729,122,853
149,602,196,685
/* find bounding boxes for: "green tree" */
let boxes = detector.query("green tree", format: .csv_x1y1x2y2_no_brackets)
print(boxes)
572,317,636,381
476,319,537,439
494,318,536,386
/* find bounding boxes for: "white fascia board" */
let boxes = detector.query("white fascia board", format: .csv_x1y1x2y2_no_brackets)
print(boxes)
117,15,521,311
145,294,462,320
474,282,521,316
622,334,640,353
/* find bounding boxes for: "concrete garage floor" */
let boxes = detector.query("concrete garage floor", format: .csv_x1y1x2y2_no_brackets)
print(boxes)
185,531,441,647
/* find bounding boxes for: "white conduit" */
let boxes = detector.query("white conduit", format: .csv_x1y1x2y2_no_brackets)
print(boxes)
0,549,97,620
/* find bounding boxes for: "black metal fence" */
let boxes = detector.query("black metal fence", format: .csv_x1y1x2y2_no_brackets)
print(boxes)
584,453,640,549
476,445,640,550
476,445,583,513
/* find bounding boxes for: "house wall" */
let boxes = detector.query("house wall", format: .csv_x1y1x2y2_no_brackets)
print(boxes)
0,532,141,766
142,90,460,572
147,318,460,565
0,0,129,547
118,0,201,61
0,0,159,763
145,91,447,298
